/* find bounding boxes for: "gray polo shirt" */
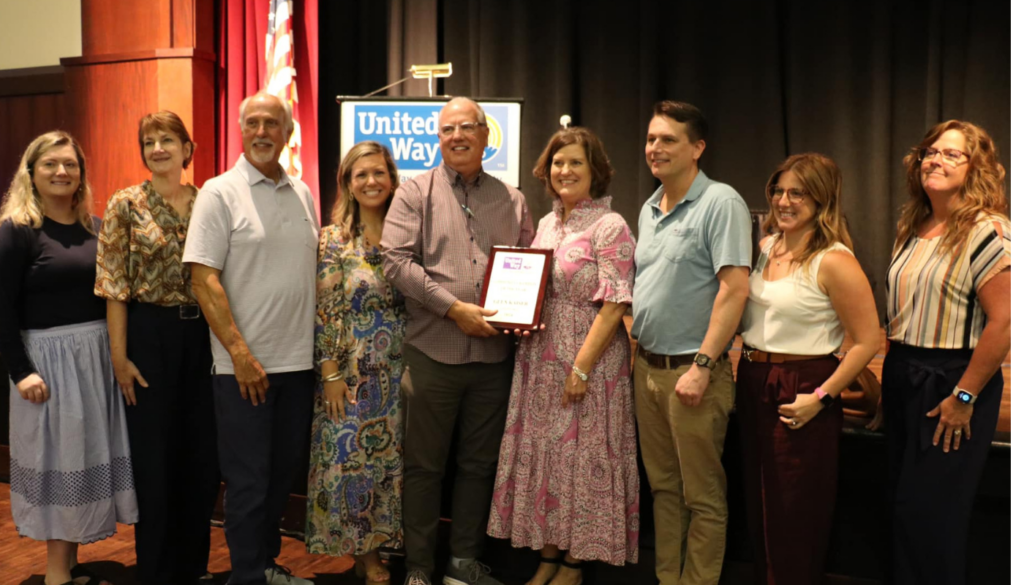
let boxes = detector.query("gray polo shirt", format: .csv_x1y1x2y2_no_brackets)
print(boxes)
631,170,751,355
183,155,320,374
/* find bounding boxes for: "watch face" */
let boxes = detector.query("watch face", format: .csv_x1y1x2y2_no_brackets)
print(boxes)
956,391,973,404
695,354,710,367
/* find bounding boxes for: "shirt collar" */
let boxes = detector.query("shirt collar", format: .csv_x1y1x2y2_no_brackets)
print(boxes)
235,154,292,188
553,195,611,218
440,161,483,188
644,169,710,216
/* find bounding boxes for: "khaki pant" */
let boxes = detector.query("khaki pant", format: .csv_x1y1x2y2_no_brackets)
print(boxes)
634,351,735,585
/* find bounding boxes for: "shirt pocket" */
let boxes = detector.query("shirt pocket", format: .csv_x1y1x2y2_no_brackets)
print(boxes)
664,227,698,263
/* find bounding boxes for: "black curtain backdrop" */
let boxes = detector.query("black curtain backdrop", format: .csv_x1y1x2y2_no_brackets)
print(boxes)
321,0,1010,316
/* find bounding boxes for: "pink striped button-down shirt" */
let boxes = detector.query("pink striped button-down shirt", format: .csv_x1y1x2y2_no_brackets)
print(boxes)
381,163,535,365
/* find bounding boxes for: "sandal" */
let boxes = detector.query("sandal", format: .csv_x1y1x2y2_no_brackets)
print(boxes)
354,556,391,583
70,565,113,585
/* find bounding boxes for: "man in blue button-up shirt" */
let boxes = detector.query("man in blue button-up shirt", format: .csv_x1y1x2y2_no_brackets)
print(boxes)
631,101,751,585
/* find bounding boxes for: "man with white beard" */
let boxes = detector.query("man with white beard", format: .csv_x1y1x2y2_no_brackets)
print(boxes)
184,91,319,585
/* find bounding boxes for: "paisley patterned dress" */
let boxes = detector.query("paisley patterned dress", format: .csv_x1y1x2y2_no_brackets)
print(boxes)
306,224,406,556
487,196,641,565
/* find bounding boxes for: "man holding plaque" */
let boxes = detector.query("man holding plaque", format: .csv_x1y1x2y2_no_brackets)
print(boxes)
631,101,751,585
381,97,534,585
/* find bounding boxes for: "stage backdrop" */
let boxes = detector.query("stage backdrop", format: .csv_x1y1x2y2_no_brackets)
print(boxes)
319,0,1011,317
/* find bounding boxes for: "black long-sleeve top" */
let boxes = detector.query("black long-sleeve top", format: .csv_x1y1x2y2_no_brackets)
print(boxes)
0,217,105,383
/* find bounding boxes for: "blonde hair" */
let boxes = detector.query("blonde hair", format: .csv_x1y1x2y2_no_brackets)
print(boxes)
763,153,853,270
0,131,95,233
896,120,1007,254
329,141,399,240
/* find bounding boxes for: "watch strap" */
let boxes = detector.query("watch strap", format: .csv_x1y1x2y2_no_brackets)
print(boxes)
694,353,717,370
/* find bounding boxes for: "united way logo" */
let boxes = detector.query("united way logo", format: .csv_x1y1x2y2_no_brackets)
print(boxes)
483,114,502,163
502,257,523,270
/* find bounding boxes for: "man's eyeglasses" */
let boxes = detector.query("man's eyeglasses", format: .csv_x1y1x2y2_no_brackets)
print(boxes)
439,122,484,137
768,187,808,203
917,147,969,165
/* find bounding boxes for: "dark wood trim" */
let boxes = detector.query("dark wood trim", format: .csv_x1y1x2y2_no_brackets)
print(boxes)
0,66,65,97
60,48,217,67
0,445,8,483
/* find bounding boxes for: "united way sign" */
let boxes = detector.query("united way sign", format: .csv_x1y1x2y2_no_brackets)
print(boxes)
339,97,523,186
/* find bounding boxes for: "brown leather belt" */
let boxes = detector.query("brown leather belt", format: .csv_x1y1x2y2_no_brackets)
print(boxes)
637,346,698,370
741,345,832,363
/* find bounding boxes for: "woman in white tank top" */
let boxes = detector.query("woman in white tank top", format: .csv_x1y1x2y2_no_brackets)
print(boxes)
736,153,879,585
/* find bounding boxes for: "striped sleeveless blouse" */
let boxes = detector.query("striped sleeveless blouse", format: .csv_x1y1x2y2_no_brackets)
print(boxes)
886,214,1010,349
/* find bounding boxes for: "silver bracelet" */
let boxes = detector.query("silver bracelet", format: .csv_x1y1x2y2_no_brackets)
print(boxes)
572,365,589,382
322,371,345,383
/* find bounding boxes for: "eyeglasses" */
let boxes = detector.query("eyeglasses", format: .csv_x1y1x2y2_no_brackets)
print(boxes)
439,122,484,137
768,186,808,203
917,147,969,165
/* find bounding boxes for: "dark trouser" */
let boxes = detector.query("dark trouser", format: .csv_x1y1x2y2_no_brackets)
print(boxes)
213,369,314,585
402,344,514,576
882,342,1002,585
124,303,220,585
736,355,842,585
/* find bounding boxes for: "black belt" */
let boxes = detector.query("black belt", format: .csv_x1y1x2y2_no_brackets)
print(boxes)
178,304,201,319
636,346,697,370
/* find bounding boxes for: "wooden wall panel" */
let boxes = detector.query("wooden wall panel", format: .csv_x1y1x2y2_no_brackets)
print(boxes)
81,0,171,56
64,61,158,213
0,93,68,197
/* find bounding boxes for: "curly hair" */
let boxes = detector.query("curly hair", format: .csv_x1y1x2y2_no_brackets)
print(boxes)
329,141,399,240
896,120,1007,253
0,130,95,233
763,153,853,270
533,127,614,199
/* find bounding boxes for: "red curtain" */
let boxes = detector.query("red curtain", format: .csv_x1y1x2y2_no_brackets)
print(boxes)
216,0,320,210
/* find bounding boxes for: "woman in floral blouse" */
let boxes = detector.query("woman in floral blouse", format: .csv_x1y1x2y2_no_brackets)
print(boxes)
94,111,219,585
488,128,640,585
306,141,406,583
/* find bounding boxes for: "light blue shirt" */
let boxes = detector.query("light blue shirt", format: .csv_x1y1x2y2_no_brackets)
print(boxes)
631,170,751,355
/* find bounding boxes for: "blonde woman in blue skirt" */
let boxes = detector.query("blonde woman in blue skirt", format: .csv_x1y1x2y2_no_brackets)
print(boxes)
0,131,138,585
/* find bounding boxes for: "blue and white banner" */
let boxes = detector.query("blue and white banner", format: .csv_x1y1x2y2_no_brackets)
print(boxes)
341,100,523,186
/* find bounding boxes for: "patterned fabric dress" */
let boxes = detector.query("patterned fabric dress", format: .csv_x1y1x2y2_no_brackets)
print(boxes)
306,224,406,556
487,196,641,565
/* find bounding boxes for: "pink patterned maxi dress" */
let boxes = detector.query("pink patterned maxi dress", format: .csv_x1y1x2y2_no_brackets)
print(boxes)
487,196,640,565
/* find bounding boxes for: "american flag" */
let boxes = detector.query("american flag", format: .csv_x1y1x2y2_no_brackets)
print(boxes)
266,0,302,178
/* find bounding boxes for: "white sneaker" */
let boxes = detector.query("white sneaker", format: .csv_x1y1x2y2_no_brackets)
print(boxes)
265,564,313,585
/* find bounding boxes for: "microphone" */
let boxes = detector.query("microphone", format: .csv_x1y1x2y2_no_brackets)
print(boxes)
461,204,474,218
560,115,571,129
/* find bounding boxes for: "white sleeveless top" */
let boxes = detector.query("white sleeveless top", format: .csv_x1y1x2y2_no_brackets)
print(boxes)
739,235,851,355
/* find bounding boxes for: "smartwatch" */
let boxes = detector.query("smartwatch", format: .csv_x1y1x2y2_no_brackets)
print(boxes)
694,353,717,370
953,386,977,405
814,387,834,409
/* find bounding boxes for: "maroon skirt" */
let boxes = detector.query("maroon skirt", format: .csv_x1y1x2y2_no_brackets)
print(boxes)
736,354,842,585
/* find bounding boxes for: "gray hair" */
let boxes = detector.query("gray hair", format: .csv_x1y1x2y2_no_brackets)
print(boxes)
445,96,486,124
238,91,294,135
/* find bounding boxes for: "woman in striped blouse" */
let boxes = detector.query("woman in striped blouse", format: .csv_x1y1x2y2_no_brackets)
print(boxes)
882,120,1010,585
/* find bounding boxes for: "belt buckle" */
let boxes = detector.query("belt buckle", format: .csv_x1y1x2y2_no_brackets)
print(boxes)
179,305,201,320
741,347,754,362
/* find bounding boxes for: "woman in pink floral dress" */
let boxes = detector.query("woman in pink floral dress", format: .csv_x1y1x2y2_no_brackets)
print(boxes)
488,128,640,585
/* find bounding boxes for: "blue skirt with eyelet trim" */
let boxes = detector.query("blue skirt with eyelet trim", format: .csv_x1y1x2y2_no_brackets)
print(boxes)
8,320,138,543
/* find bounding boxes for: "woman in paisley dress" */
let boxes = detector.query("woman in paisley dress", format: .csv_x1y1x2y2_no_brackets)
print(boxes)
488,128,640,585
306,141,406,584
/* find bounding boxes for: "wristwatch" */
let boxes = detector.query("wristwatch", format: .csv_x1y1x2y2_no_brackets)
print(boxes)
952,386,977,405
694,353,717,370
814,387,834,409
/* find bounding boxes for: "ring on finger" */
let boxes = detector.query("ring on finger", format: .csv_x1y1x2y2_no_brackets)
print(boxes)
790,420,798,426
954,429,962,436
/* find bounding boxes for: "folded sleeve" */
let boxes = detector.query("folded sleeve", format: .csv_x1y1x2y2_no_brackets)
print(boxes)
590,213,636,304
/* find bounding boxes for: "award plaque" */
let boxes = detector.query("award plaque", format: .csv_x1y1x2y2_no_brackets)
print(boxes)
479,246,553,330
